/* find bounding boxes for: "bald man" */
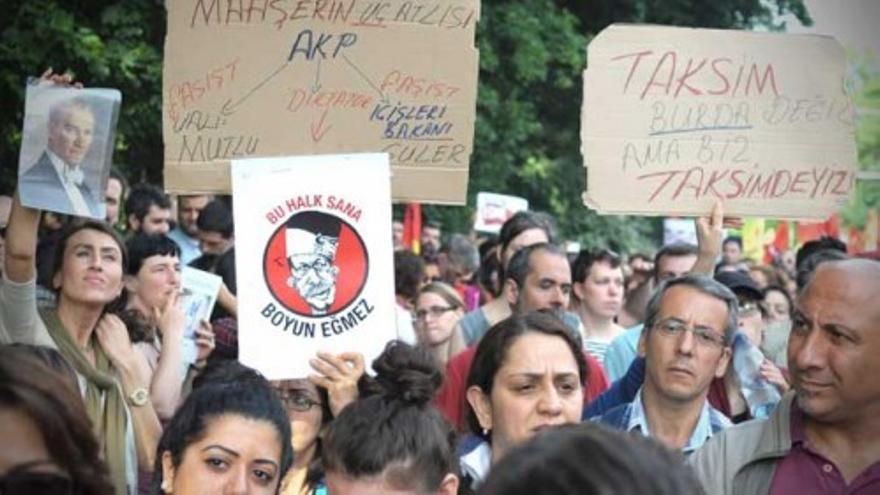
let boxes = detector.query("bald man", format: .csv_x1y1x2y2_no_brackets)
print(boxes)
691,259,880,494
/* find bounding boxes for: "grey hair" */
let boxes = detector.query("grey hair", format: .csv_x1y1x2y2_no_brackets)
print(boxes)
506,242,567,291
643,274,738,344
447,233,480,274
49,96,96,126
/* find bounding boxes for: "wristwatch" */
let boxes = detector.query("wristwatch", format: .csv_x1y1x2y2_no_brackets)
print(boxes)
128,387,150,407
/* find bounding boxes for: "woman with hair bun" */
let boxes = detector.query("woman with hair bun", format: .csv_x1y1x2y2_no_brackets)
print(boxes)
322,341,462,495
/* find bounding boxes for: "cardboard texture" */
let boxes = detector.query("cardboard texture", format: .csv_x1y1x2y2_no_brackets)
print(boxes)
163,0,480,204
581,24,858,220
231,153,397,379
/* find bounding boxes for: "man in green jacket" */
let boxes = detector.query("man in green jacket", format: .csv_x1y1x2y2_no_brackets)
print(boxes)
690,259,880,494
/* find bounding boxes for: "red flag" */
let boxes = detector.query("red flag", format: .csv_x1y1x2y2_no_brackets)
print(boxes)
796,215,840,245
765,221,790,264
403,203,422,254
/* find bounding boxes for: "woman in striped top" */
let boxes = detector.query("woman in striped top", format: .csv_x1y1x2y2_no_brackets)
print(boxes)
571,249,626,366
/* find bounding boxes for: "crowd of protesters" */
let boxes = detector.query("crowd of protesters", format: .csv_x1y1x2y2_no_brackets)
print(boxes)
1,72,879,495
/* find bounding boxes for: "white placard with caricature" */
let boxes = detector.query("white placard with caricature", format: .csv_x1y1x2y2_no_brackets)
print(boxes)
232,153,396,379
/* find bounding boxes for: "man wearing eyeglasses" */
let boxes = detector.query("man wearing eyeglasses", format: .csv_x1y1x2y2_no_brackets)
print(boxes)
593,274,735,453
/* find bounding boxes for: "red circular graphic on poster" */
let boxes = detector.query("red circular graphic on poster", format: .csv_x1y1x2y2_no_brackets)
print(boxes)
263,210,369,317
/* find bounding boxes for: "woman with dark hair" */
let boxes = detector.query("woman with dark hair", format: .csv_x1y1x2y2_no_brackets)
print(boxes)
273,379,331,495
393,249,424,345
415,282,466,368
122,233,215,420
762,285,793,325
152,371,294,494
478,423,704,495
0,345,115,495
3,192,161,493
760,285,794,368
274,351,365,495
322,341,461,495
463,311,587,489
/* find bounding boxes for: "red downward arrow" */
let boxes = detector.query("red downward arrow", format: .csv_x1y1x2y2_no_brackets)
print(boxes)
310,109,332,142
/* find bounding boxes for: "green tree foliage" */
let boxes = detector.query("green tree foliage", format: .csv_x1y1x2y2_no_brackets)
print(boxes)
1,0,811,253
841,53,880,229
0,0,165,194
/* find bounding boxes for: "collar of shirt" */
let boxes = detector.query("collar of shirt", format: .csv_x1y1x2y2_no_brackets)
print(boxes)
627,387,730,453
459,440,492,488
47,150,84,186
169,227,200,247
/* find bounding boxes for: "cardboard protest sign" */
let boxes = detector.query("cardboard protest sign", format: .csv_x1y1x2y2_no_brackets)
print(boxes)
474,192,528,234
163,1,480,204
18,82,120,219
232,153,396,379
581,24,858,220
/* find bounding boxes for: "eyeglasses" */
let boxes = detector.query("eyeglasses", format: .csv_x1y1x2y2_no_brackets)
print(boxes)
0,462,73,495
273,388,321,412
288,255,333,275
651,318,727,349
415,306,457,321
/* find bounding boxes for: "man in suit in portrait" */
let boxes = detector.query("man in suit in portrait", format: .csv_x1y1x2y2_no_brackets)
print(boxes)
19,96,102,218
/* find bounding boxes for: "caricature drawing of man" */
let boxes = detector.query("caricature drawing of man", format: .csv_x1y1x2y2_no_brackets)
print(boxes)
285,212,342,316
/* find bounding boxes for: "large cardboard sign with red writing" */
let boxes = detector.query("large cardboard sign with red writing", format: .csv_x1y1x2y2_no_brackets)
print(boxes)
163,1,480,204
232,153,396,379
581,24,857,220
